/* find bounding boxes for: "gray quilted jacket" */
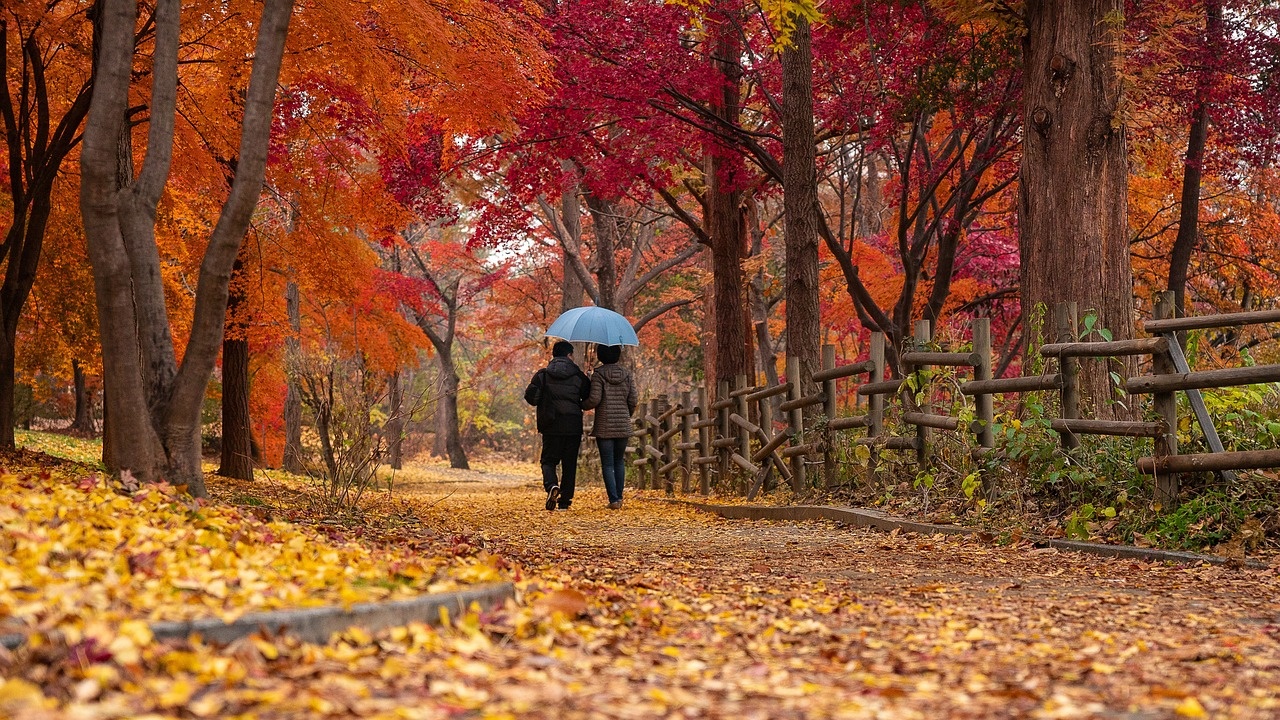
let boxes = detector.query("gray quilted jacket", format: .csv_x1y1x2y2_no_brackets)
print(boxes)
584,363,637,438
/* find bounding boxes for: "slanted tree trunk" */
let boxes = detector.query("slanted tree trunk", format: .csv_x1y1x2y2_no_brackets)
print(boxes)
71,359,94,432
282,280,304,472
386,370,404,469
705,6,751,385
1020,0,1135,418
433,347,469,469
1168,0,1221,321
79,0,293,495
780,13,820,405
218,255,253,479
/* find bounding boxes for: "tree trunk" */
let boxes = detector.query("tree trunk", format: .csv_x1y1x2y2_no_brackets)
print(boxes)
71,359,94,433
0,331,13,448
79,0,294,495
705,7,751,385
585,195,620,310
218,255,253,479
1168,0,1221,321
560,181,587,311
1,16,97,450
386,370,404,470
283,280,304,472
1020,0,1135,418
434,349,469,469
781,14,820,406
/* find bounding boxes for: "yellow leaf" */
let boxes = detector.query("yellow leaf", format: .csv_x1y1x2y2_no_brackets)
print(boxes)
1175,697,1207,717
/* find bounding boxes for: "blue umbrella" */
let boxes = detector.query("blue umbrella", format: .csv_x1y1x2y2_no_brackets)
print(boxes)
545,306,639,346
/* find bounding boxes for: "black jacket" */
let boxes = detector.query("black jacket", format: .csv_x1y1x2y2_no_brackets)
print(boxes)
524,356,590,435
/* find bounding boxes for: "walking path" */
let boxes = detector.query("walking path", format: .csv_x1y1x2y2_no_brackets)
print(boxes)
394,469,1280,719
7,460,1278,719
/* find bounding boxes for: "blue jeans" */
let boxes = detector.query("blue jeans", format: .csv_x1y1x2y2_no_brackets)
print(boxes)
597,437,629,503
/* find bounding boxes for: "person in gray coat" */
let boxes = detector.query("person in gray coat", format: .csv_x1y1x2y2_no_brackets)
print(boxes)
583,344,637,509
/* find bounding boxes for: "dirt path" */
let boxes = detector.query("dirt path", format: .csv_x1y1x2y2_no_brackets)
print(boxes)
397,466,1280,719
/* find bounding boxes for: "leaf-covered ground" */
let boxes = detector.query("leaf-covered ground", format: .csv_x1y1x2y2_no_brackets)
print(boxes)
4,453,1280,718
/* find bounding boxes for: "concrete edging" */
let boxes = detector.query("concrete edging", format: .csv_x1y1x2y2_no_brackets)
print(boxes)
1,581,515,651
661,498,1257,567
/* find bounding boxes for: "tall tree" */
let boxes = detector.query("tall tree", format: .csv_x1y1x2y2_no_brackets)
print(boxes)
1020,0,1135,416
780,9,820,398
1,0,96,448
79,0,294,494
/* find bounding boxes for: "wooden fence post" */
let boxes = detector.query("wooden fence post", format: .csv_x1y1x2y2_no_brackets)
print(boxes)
787,356,807,491
913,320,932,466
735,374,750,496
972,317,996,497
1153,291,1180,506
869,332,885,441
650,397,662,490
973,317,995,450
680,390,693,493
1054,302,1081,450
822,344,837,488
697,386,711,495
717,379,730,493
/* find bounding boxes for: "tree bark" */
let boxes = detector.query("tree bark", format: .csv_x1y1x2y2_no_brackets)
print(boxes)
282,280,304,472
71,359,94,433
560,183,587,312
79,0,294,495
217,254,253,480
705,6,751,385
780,14,820,405
386,370,403,470
433,348,469,469
1020,0,1135,418
584,194,620,310
1168,0,1221,321
1,16,97,449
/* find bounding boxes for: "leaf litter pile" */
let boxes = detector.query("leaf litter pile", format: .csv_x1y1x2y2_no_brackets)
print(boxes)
2,458,1279,719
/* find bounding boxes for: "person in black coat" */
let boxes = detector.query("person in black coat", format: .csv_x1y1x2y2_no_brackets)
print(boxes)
524,341,590,510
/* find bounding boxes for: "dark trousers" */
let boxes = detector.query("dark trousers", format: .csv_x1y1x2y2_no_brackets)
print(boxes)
540,434,581,508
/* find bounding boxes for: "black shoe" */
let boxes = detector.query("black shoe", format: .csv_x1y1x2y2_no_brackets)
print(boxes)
545,485,560,511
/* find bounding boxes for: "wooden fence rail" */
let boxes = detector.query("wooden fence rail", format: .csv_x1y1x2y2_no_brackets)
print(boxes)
614,291,1280,509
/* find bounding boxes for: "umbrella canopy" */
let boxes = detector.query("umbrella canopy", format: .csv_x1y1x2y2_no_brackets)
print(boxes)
545,306,639,346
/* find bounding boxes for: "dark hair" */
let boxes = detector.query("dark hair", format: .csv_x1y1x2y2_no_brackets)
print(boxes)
596,344,622,364
552,340,574,357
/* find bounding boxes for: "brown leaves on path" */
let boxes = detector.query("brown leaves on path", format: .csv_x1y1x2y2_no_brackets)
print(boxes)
4,457,1280,718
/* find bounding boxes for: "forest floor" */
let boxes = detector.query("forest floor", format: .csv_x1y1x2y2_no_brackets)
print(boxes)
4,442,1280,718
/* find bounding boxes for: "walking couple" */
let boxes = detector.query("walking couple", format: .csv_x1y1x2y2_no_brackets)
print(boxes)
524,341,636,511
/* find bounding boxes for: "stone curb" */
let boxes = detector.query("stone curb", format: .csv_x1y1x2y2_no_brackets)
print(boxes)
0,581,515,651
658,499,1267,568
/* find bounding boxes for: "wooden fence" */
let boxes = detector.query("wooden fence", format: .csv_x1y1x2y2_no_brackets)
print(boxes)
623,292,1280,508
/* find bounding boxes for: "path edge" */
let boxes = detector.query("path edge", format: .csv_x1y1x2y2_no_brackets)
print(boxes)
658,498,1263,568
1,581,515,651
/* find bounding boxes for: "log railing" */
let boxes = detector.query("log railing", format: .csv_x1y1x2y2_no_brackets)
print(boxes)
617,292,1280,509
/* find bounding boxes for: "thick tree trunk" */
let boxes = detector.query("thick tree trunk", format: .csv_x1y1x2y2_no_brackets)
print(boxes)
79,0,294,495
781,14,820,405
705,8,751,385
283,280,304,472
560,182,587,311
71,359,94,433
1168,1,1220,321
584,195,620,310
1020,0,1135,419
218,256,253,479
